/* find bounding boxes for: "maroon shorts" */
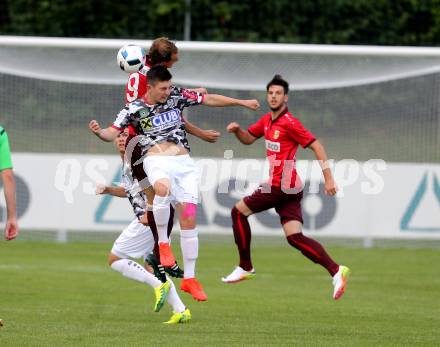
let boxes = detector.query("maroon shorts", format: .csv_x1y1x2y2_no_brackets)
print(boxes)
243,185,303,225
126,135,147,182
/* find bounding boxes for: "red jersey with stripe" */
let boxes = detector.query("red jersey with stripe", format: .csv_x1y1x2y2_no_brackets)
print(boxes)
247,108,316,190
125,57,152,135
125,65,150,103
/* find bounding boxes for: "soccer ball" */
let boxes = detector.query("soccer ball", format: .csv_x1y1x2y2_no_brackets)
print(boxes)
117,44,146,73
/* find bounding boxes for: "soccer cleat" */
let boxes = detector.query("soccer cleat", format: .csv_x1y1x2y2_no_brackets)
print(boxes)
163,308,191,324
145,254,167,283
153,280,171,312
221,266,256,283
180,278,207,301
332,265,351,300
159,242,176,267
164,262,184,278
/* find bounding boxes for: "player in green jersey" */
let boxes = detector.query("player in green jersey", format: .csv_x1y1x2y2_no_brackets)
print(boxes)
0,126,18,240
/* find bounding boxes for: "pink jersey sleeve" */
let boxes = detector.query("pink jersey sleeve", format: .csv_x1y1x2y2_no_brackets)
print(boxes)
179,88,204,105
247,115,266,138
288,116,316,148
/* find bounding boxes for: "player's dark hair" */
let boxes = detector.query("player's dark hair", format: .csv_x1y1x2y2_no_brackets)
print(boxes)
266,74,289,94
149,37,178,65
147,65,173,85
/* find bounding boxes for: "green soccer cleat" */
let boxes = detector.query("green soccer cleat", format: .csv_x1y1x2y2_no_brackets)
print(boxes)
153,280,171,312
163,308,191,324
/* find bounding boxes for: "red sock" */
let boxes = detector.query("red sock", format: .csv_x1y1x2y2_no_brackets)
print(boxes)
147,210,159,258
231,206,253,271
286,233,339,276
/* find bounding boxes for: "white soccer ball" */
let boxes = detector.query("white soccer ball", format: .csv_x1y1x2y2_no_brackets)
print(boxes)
117,44,146,73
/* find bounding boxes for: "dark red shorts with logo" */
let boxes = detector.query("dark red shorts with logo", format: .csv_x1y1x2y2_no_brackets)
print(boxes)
243,184,303,225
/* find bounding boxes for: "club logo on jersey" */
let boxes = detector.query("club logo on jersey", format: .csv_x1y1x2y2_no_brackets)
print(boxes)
265,140,280,152
140,109,181,132
273,130,280,139
139,109,147,117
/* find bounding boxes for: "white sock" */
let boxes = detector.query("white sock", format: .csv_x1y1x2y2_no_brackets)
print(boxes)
111,259,162,288
180,229,198,279
166,277,186,313
153,195,171,243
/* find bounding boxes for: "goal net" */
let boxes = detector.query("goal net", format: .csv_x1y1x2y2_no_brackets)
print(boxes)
0,36,439,244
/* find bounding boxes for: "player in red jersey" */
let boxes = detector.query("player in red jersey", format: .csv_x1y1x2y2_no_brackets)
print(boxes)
222,75,350,300
123,38,219,294
125,37,179,103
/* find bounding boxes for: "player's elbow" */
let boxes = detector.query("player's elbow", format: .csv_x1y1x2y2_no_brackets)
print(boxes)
308,139,322,152
243,134,257,145
1,169,15,183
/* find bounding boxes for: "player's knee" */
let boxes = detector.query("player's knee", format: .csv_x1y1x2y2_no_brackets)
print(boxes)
235,200,253,216
154,180,170,197
182,203,197,218
144,262,153,274
231,205,247,219
180,216,196,229
108,253,120,266
231,206,239,219
283,219,302,238
285,231,304,247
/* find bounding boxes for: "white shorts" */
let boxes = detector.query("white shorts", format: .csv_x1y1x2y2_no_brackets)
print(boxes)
143,154,199,205
111,218,155,259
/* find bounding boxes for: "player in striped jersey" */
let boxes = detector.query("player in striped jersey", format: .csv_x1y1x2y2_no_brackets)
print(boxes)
96,129,191,324
90,65,259,302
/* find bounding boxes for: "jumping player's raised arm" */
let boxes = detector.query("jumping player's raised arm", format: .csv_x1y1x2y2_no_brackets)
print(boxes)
184,117,220,143
95,183,126,197
89,120,120,142
203,94,260,110
89,105,134,142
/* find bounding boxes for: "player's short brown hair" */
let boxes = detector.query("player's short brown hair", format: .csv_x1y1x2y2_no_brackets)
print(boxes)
147,65,173,85
266,75,289,94
149,37,178,65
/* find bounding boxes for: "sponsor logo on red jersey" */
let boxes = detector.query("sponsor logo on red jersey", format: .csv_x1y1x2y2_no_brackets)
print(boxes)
265,140,281,152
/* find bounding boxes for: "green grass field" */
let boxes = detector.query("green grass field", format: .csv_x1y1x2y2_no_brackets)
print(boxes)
0,239,439,347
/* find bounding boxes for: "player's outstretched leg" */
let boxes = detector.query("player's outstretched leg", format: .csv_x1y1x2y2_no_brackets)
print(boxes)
163,278,191,324
147,205,175,261
286,230,350,299
154,280,171,312
222,206,255,283
178,202,207,301
144,256,189,320
109,256,171,311
153,193,176,267
180,228,207,301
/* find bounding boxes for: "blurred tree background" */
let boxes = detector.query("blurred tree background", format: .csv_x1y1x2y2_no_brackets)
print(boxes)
1,0,440,45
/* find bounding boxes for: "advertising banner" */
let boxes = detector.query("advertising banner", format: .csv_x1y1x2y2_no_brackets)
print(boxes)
1,153,439,239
